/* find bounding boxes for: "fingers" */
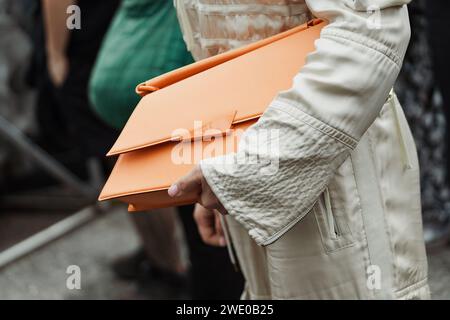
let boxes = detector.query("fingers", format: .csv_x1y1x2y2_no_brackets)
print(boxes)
193,204,226,247
47,55,68,87
199,183,222,210
168,165,202,197
168,165,228,215
193,204,215,244
200,176,228,214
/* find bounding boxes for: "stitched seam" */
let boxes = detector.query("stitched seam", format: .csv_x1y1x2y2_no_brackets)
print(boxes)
321,28,402,68
271,99,357,149
394,278,429,298
260,205,312,246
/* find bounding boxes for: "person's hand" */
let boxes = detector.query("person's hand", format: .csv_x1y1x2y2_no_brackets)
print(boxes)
47,52,68,87
193,204,226,247
168,165,227,215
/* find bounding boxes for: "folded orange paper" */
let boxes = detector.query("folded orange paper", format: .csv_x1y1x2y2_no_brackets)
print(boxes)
99,19,326,211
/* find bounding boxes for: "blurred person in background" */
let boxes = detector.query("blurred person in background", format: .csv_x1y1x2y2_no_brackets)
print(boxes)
38,0,119,165
0,0,35,189
39,0,188,296
89,0,243,299
396,0,450,248
1,0,120,194
426,0,450,246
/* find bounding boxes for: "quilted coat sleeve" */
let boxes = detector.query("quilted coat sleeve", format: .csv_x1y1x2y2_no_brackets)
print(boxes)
200,0,412,246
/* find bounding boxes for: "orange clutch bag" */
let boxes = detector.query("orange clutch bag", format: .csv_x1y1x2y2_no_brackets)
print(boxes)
99,19,325,211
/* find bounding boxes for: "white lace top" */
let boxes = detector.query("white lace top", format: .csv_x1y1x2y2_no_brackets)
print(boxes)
175,0,313,60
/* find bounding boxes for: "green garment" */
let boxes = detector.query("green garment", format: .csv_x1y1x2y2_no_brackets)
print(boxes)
89,0,194,129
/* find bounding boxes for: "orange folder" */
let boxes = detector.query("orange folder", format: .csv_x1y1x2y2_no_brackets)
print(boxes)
99,19,326,211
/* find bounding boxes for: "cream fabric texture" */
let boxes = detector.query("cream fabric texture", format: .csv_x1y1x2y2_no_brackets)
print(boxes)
175,0,429,299
201,104,352,245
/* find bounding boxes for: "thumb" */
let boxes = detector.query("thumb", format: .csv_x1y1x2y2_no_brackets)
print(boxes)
168,165,202,197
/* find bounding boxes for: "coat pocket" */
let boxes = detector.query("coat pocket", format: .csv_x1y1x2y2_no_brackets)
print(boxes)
314,186,355,253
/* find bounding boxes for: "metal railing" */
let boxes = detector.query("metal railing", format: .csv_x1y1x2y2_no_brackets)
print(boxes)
0,114,107,269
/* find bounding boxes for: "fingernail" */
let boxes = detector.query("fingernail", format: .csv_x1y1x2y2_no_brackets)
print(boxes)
219,237,226,247
168,184,179,197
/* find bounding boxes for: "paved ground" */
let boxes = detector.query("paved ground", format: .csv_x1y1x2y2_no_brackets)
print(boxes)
0,207,449,299
0,206,191,299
